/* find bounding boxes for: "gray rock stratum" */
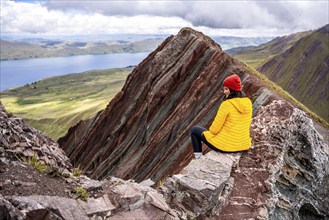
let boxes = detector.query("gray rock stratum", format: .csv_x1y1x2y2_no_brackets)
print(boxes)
0,176,178,219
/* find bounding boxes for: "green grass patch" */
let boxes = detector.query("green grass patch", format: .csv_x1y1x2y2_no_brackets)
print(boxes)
74,187,88,201
72,166,83,177
1,67,132,140
230,30,311,69
24,156,49,173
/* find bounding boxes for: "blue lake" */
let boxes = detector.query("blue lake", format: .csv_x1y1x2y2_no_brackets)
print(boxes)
0,52,150,92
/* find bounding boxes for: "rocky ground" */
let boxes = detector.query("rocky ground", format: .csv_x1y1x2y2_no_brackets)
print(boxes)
0,158,103,200
0,99,95,200
1,96,329,219
0,101,178,219
0,160,72,198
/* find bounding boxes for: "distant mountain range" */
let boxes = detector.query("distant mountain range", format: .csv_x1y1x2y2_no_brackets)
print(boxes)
212,36,273,50
229,24,328,122
0,38,164,60
1,34,273,60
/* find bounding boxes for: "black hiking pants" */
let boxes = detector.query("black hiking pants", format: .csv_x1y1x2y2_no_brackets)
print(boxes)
191,125,225,153
191,125,248,154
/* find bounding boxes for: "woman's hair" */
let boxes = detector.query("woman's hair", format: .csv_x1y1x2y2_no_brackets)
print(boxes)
224,89,245,100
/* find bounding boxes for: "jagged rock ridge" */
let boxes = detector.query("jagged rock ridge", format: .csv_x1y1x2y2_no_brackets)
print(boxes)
59,27,276,182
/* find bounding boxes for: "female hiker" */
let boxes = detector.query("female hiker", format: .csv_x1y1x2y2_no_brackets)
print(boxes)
191,74,252,159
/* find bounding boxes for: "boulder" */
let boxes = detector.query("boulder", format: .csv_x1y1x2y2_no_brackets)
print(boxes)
102,177,178,219
161,151,240,218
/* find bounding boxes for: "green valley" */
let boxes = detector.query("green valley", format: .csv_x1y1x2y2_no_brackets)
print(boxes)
0,68,132,140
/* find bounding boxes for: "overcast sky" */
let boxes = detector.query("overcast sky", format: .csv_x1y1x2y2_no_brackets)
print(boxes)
1,0,328,37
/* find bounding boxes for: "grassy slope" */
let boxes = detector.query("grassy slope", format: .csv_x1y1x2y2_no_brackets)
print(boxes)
230,31,311,68
1,68,132,140
243,63,329,129
257,28,329,122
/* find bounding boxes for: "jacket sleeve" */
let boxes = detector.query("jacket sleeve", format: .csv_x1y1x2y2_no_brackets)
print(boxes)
208,101,230,135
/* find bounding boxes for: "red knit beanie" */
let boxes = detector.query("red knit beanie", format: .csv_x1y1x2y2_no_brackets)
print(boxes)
223,74,242,91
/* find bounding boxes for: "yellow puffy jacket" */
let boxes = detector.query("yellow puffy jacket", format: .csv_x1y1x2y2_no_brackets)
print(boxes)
203,97,252,152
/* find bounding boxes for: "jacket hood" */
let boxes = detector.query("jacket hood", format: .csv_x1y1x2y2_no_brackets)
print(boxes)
227,97,252,114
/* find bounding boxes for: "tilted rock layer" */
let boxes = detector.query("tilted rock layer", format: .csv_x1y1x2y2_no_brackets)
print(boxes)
59,27,275,182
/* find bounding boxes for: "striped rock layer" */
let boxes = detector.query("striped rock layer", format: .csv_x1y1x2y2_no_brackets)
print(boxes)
59,28,280,183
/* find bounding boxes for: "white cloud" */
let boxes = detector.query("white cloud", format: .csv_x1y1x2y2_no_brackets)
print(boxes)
1,0,328,37
1,0,192,35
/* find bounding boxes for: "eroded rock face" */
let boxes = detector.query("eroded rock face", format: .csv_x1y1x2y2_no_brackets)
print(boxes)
0,101,72,171
255,100,328,219
58,27,274,182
